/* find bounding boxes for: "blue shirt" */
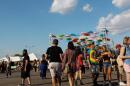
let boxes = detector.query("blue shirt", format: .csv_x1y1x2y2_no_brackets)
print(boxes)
124,46,130,64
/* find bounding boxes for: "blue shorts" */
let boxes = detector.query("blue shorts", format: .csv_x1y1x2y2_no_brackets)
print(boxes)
103,62,112,68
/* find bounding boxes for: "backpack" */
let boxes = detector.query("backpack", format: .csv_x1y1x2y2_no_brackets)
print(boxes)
89,49,98,64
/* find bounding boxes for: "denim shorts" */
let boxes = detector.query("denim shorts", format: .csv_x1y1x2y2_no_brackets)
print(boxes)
91,64,99,73
103,62,112,68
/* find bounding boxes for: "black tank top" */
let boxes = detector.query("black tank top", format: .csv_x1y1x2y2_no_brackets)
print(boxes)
102,54,110,61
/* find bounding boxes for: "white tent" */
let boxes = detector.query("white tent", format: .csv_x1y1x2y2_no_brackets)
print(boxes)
29,53,38,61
0,56,22,62
10,56,22,62
21,53,38,61
0,57,8,62
0,53,38,62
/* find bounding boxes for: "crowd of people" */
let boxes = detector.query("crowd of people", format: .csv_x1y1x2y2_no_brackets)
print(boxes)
44,36,130,86
1,36,130,86
0,56,12,78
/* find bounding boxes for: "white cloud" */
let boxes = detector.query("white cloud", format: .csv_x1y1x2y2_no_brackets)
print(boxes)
50,0,78,14
83,4,93,13
112,0,130,8
97,9,130,35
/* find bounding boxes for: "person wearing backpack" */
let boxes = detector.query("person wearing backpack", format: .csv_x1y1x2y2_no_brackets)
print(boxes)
88,42,99,86
119,36,130,86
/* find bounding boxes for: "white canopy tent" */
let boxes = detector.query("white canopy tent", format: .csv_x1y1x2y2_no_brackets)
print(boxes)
21,53,38,61
29,53,38,61
10,56,22,62
0,57,8,62
0,53,38,62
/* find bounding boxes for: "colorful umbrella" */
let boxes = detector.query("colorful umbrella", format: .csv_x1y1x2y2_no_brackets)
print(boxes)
99,34,104,37
58,34,65,38
81,32,90,36
70,33,78,36
72,38,79,42
66,37,72,41
88,31,93,34
79,35,88,40
65,34,71,37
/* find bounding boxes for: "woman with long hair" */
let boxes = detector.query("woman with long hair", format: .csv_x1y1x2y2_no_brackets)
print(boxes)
119,36,130,86
75,46,84,85
101,46,112,86
62,41,76,86
21,49,31,86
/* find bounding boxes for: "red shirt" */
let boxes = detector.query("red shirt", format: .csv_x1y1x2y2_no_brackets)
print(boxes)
76,54,83,70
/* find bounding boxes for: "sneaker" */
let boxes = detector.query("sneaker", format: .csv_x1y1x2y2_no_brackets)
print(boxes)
119,82,126,86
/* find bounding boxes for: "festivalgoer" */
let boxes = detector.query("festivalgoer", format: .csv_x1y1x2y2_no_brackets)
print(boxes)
88,42,99,86
33,59,38,72
1,61,6,73
6,56,11,78
46,39,63,86
116,44,126,85
16,62,22,71
97,46,103,72
75,46,84,85
21,49,32,86
62,41,76,86
119,36,130,86
37,60,40,71
101,46,112,86
39,54,48,79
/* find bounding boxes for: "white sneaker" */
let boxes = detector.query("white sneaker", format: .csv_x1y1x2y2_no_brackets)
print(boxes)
119,82,126,86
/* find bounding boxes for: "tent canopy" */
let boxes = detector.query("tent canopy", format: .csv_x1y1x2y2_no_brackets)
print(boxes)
29,53,38,61
0,53,38,62
22,53,38,61
10,56,22,62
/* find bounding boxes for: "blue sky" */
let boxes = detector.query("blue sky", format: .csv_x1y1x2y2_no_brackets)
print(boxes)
0,0,130,57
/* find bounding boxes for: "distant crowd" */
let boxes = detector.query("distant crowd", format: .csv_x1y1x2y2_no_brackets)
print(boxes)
1,36,130,86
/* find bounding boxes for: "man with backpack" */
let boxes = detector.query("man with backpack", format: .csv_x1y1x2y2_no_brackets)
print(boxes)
88,42,99,86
